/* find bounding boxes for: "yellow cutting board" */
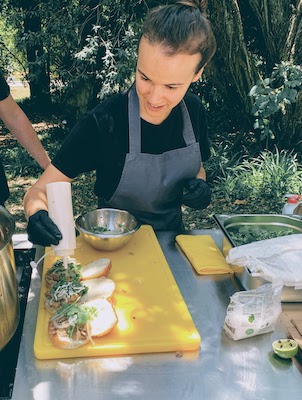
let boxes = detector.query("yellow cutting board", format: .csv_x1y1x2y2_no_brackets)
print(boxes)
34,225,201,360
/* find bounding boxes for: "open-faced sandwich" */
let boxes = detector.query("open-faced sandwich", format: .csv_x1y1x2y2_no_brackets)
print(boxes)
48,302,97,349
45,258,81,288
48,298,118,349
45,255,118,349
45,279,88,314
45,276,115,313
45,257,111,288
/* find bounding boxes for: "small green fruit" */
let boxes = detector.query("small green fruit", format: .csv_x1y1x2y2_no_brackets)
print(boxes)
272,339,298,359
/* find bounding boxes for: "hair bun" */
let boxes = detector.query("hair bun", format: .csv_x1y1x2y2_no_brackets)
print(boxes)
176,0,207,14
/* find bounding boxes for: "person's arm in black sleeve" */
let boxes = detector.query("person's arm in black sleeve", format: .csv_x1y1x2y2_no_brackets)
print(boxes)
51,112,99,178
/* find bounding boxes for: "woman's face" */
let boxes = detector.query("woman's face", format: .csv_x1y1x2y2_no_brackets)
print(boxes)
136,37,203,125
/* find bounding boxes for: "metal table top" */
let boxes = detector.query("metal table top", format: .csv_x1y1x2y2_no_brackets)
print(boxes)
12,230,302,400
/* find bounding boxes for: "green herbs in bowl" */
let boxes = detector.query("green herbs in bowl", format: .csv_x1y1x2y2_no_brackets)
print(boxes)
90,224,131,235
75,208,140,251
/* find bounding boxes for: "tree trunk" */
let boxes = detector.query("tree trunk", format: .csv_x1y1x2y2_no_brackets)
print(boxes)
244,0,299,68
206,0,302,147
284,0,302,64
206,0,259,132
24,13,50,105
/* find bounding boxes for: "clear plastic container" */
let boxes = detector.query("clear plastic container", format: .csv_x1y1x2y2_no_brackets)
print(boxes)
46,182,76,263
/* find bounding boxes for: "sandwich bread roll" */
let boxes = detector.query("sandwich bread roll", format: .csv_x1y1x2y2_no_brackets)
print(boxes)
80,258,111,280
85,298,118,337
79,276,115,303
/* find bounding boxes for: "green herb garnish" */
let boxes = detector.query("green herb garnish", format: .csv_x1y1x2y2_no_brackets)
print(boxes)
52,303,98,338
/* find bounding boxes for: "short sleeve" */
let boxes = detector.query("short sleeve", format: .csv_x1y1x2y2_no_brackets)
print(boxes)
52,113,100,178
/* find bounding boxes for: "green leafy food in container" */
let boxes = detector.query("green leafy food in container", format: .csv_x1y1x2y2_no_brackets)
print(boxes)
229,226,295,246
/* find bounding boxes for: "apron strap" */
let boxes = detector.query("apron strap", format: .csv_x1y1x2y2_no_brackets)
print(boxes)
128,85,197,154
180,100,197,146
128,86,141,154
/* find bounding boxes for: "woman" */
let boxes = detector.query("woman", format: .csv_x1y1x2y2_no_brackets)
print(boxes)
25,0,216,246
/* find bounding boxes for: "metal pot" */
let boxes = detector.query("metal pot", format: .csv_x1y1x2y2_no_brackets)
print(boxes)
0,206,19,351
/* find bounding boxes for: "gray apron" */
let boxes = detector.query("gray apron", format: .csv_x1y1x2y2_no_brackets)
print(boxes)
99,86,201,230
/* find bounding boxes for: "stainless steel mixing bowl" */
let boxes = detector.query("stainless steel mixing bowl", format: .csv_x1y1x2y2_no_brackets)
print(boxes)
75,208,140,251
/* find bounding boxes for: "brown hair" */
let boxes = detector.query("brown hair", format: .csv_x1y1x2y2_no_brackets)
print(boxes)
141,0,216,72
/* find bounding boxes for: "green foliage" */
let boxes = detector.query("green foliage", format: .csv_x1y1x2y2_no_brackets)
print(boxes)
2,129,65,179
3,145,41,178
0,4,26,73
75,22,139,100
213,148,302,207
249,62,302,145
17,1,149,110
205,140,241,184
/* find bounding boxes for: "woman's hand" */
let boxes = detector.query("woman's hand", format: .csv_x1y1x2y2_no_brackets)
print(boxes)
24,164,72,246
27,210,62,246
182,178,211,209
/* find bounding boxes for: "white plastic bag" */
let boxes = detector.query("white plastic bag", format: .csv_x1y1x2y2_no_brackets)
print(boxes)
223,283,283,341
226,234,302,289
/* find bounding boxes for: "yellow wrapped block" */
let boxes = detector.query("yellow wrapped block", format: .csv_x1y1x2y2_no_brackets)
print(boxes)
176,235,233,275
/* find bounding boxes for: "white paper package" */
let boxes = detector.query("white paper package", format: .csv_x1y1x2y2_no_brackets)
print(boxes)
223,283,283,341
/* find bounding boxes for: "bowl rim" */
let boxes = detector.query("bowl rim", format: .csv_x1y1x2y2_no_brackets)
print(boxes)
75,208,141,238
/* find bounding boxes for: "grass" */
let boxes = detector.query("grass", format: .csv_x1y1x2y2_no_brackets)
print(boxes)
9,82,30,101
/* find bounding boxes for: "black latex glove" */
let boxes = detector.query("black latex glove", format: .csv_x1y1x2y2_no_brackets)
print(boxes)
27,210,62,246
182,178,212,210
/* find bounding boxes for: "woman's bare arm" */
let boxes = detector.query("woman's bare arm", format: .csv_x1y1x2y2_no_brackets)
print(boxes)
0,94,50,170
196,163,206,180
24,164,72,218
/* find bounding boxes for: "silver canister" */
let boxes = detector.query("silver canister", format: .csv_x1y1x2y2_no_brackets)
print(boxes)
0,206,19,351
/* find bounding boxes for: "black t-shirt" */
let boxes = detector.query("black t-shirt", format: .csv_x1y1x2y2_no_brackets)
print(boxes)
52,88,210,201
0,70,10,204
0,71,10,100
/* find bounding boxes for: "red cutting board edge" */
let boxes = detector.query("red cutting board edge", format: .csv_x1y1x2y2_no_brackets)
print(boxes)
33,225,201,360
